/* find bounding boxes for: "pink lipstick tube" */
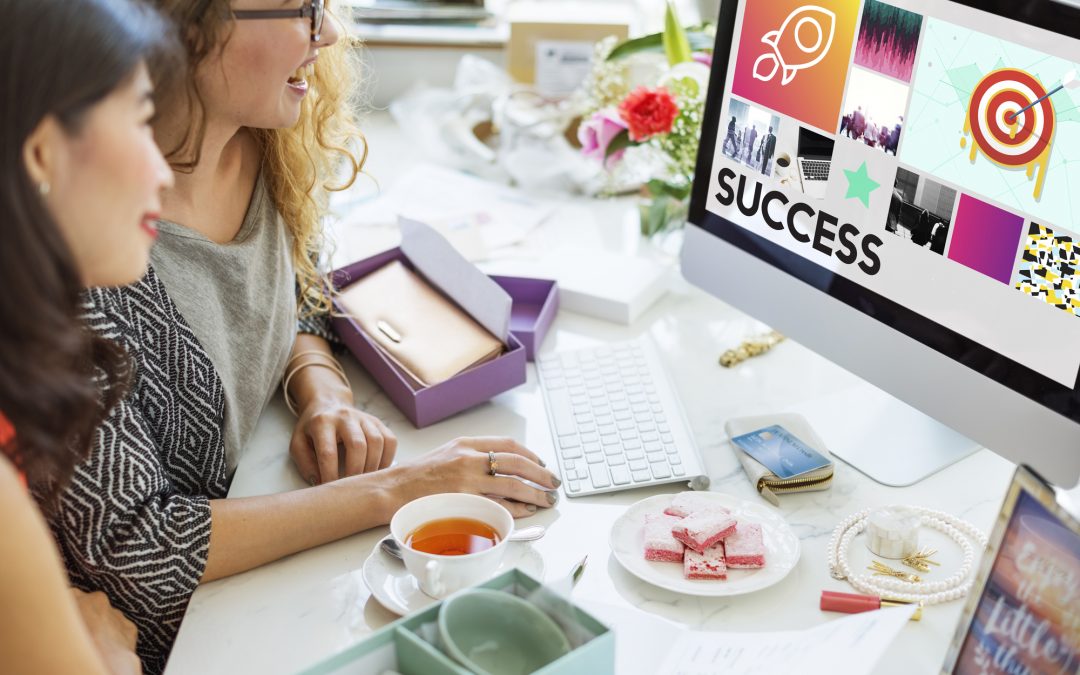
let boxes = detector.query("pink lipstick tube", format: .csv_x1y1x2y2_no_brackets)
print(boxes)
820,590,922,621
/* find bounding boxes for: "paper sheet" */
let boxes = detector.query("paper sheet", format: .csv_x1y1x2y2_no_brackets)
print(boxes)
658,605,917,675
340,164,556,261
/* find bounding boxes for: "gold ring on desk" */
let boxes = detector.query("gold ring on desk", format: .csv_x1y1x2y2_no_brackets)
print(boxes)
488,451,498,476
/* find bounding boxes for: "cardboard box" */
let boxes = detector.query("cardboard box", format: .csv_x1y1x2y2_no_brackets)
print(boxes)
490,275,559,361
331,247,527,428
506,2,632,95
297,569,615,675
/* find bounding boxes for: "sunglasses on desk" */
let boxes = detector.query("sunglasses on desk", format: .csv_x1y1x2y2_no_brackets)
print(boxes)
233,0,325,42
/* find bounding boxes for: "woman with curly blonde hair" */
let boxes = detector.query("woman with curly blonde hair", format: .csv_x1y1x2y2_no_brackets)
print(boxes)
40,2,559,673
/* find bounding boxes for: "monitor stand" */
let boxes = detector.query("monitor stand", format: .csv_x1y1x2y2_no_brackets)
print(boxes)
791,383,980,487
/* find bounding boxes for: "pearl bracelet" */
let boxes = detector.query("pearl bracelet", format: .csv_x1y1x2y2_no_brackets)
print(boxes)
826,505,987,605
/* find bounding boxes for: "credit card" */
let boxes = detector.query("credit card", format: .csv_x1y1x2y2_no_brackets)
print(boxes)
730,424,831,479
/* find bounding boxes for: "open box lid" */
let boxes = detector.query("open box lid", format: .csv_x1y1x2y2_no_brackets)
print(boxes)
399,217,512,345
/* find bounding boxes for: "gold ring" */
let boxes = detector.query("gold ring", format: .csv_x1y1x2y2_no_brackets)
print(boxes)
488,451,498,476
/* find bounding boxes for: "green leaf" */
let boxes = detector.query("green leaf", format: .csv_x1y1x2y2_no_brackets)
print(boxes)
646,179,692,201
662,1,693,65
604,128,636,159
643,194,672,237
607,31,713,62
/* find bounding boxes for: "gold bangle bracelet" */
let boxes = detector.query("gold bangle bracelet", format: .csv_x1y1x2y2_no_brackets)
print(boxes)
282,360,352,416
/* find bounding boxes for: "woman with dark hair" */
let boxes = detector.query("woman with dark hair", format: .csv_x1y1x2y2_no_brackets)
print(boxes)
43,2,559,673
0,0,174,672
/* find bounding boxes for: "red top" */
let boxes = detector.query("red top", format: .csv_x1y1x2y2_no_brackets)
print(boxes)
0,412,24,488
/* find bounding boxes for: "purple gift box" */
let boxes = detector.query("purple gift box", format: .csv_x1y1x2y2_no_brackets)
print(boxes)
490,275,559,362
331,249,556,427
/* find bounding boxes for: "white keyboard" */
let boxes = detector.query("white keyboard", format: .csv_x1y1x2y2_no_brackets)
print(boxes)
537,337,709,497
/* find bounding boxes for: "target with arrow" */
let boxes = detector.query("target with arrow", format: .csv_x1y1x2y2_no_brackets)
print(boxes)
961,68,1061,200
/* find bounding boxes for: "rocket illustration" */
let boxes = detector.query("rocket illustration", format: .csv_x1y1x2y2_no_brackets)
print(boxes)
752,5,837,86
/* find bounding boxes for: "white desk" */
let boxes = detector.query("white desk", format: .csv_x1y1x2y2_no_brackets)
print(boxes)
165,113,1018,674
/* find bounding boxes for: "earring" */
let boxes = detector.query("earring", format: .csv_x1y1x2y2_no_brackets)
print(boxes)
39,181,50,196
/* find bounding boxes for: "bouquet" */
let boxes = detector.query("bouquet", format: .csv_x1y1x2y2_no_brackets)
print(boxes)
576,2,714,237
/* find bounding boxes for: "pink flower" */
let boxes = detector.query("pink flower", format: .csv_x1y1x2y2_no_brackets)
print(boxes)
579,108,629,168
692,52,713,68
618,86,679,142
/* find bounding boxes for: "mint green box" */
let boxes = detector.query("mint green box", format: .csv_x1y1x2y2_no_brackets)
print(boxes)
297,569,614,675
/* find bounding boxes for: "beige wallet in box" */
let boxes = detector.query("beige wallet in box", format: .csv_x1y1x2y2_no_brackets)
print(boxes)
336,260,504,387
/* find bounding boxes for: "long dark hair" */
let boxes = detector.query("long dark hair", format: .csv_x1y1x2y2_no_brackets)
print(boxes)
0,0,177,495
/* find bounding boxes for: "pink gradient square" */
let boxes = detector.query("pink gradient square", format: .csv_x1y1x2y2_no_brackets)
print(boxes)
947,195,1025,284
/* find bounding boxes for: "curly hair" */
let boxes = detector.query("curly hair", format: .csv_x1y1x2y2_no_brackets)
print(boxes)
0,0,176,495
150,0,367,319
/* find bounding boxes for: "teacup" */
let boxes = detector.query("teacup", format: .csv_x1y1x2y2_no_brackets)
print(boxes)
389,493,513,598
438,588,571,675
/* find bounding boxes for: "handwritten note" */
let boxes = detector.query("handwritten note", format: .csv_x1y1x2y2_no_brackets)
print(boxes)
658,605,916,675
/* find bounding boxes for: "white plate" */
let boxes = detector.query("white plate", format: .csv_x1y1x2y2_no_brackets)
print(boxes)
362,540,546,616
610,493,800,596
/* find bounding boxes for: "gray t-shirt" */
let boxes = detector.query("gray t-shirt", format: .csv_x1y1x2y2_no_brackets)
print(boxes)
151,175,296,472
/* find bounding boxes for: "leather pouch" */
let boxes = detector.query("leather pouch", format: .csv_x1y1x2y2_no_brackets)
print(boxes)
724,413,834,506
336,260,504,387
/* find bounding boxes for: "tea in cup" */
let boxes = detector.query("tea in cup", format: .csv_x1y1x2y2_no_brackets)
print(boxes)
389,493,513,598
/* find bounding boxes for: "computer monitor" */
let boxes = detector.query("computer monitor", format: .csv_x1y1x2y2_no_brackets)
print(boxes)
683,0,1080,487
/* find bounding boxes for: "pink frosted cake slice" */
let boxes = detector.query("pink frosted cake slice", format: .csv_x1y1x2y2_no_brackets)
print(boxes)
684,543,728,580
644,513,685,562
671,511,738,554
724,522,766,568
664,492,730,518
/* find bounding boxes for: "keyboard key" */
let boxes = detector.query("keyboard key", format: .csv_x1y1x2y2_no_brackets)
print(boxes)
560,446,582,460
601,434,620,446
629,459,648,471
626,450,645,461
623,439,642,450
589,465,611,488
545,388,577,436
577,422,597,434
563,459,577,470
604,445,622,456
567,480,582,493
598,424,617,436
632,469,652,483
661,434,674,444
644,441,663,453
559,435,581,449
641,432,659,442
583,442,602,454
666,445,679,455
673,465,686,476
607,454,627,465
647,451,666,463
650,462,671,479
620,429,637,441
614,410,632,421
611,465,631,485
581,432,600,443
670,454,682,465
585,452,605,464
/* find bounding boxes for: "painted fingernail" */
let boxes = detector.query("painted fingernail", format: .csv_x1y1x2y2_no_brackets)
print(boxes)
307,475,318,486
546,491,558,505
526,504,538,513
551,476,562,488
538,458,546,467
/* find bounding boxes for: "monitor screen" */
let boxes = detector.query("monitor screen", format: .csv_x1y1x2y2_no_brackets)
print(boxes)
690,0,1080,426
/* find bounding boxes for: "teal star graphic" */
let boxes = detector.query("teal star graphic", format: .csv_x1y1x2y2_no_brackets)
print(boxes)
843,161,880,208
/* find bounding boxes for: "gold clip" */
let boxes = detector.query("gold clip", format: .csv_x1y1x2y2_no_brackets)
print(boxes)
901,548,941,573
719,330,785,367
869,560,922,583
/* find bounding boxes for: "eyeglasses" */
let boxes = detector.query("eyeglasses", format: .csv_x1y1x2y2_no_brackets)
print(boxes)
233,0,325,42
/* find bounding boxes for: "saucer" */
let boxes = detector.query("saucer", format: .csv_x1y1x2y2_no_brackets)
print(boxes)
610,493,800,596
362,541,546,616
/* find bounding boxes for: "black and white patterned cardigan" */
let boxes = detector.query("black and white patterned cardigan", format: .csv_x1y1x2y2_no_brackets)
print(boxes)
41,265,334,675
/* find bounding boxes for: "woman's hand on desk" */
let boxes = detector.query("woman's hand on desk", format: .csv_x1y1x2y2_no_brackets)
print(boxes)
290,396,398,485
390,437,560,518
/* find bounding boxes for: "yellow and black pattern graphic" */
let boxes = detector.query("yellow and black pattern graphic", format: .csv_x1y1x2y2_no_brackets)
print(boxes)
1015,222,1080,318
